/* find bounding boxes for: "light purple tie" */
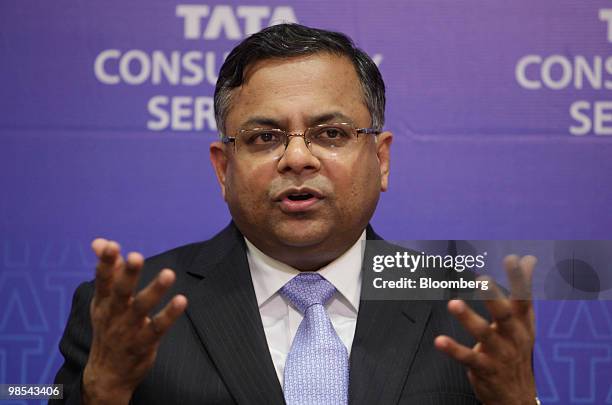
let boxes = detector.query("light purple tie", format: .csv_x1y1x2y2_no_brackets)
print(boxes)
280,273,349,405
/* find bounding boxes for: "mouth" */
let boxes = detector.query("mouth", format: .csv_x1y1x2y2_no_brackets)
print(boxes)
275,188,324,213
287,192,315,201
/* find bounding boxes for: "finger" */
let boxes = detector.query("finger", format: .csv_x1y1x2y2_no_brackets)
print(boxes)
506,255,536,315
145,294,188,341
434,335,493,373
480,276,517,336
131,269,176,318
448,300,504,348
93,239,121,299
91,238,108,257
109,251,143,311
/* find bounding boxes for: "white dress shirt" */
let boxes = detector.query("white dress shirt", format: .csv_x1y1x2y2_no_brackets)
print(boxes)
245,231,365,386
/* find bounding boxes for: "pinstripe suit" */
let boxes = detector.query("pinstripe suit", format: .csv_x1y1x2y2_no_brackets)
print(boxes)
53,223,481,404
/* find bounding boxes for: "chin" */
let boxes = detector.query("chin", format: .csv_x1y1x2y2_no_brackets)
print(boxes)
272,220,331,248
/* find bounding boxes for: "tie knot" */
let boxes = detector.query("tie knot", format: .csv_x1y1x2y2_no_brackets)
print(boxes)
280,273,336,314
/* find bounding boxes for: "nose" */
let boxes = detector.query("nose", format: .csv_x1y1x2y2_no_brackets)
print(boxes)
277,135,321,174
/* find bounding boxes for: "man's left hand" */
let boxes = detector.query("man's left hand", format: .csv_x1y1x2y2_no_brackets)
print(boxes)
434,255,538,405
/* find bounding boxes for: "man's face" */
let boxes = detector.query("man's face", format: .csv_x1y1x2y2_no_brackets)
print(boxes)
210,53,392,269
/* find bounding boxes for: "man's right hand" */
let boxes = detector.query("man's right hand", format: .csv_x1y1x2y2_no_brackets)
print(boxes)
82,239,188,405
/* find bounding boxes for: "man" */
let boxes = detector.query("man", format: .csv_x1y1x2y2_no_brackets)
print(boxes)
53,24,538,404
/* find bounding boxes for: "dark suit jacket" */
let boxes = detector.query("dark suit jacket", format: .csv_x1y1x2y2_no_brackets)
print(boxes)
52,223,482,404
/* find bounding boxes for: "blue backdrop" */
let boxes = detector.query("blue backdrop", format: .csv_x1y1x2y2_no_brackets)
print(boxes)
1,1,611,403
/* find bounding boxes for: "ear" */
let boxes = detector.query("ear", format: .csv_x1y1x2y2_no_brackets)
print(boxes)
376,131,393,192
210,140,229,201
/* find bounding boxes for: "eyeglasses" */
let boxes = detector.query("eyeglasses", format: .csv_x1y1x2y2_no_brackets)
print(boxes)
221,122,381,159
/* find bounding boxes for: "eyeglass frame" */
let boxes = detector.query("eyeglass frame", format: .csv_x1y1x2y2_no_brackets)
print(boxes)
221,122,382,155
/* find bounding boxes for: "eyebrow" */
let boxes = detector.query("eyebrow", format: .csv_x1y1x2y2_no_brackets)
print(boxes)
308,112,356,126
239,116,282,129
238,111,357,130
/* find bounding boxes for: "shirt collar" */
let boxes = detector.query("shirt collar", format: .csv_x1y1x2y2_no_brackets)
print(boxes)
245,231,365,312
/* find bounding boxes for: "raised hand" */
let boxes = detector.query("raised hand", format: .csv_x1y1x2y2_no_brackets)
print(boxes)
82,239,188,405
434,255,538,405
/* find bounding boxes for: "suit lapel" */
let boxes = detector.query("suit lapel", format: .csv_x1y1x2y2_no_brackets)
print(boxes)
182,224,285,404
349,229,433,405
349,300,432,404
